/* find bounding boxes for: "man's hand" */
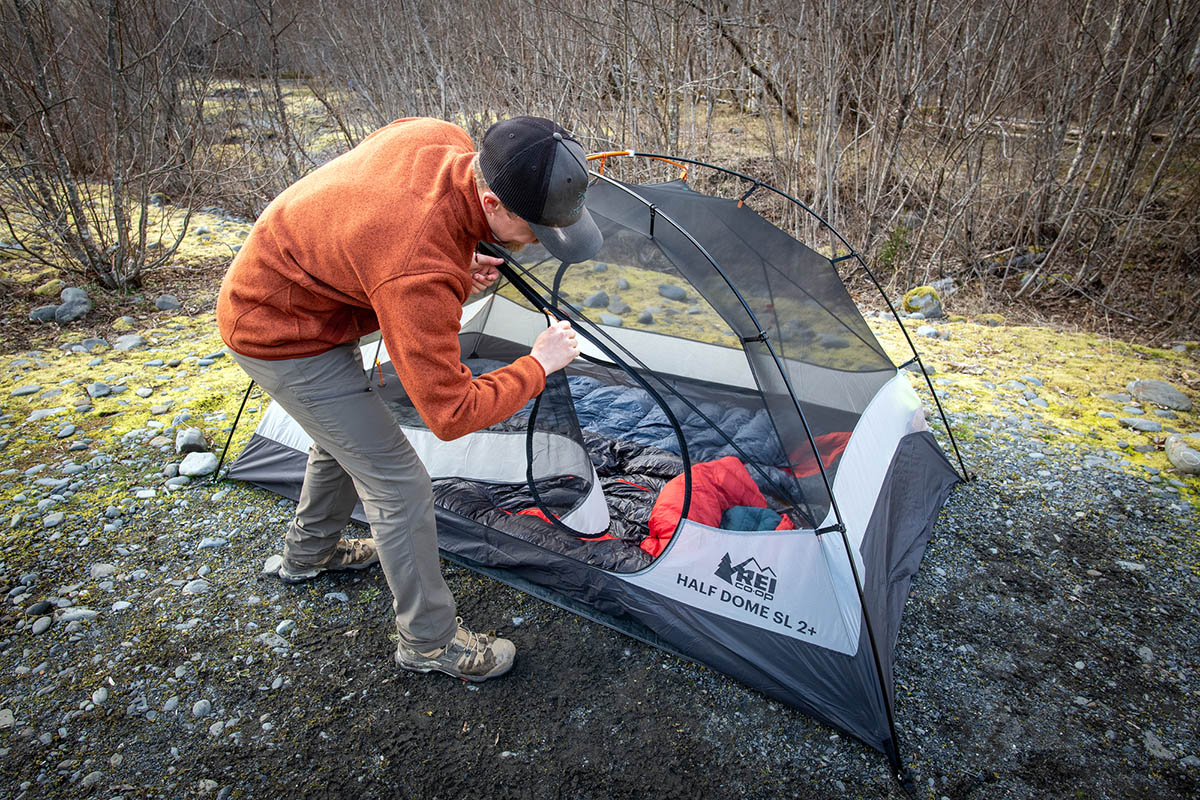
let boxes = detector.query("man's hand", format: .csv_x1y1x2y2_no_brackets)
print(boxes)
470,251,503,294
531,319,581,375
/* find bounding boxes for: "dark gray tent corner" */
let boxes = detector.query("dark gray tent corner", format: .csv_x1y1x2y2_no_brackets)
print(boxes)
225,154,965,780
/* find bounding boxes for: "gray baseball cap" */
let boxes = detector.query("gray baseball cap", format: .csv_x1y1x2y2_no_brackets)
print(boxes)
479,117,603,263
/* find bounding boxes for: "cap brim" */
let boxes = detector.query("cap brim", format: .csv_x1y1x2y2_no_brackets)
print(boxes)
528,207,603,264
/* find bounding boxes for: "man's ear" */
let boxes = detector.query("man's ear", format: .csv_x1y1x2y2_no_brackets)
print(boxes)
479,190,502,215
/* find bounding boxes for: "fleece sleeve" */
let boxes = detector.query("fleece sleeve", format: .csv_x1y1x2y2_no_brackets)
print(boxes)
371,272,546,440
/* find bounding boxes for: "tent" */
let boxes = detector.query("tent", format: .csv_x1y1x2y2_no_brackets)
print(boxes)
224,152,965,781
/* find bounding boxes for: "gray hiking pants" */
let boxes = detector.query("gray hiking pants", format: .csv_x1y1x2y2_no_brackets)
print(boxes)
232,342,457,651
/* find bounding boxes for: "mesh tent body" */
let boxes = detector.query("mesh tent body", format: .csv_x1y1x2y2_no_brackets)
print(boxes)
228,171,960,770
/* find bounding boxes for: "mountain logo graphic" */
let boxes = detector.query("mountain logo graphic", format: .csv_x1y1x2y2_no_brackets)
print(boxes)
715,553,778,601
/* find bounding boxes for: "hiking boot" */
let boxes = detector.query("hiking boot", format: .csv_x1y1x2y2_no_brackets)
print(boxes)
394,618,515,682
272,538,379,584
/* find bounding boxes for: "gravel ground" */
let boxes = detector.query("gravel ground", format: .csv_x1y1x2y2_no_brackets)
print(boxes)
0,339,1198,799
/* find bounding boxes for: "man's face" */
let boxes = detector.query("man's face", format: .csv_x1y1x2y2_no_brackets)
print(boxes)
483,195,539,253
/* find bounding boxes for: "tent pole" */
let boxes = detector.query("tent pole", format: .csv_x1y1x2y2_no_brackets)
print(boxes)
851,263,971,483
834,523,908,785
212,379,255,483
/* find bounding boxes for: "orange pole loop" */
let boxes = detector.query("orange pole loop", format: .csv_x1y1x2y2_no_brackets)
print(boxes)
584,151,688,181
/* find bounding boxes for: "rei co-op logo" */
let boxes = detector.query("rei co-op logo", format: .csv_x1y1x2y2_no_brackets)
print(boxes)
715,553,777,601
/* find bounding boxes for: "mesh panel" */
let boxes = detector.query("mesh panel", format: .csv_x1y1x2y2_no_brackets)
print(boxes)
504,177,898,526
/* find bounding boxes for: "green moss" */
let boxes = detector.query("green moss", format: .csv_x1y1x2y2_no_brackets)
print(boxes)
902,285,940,313
870,317,1200,504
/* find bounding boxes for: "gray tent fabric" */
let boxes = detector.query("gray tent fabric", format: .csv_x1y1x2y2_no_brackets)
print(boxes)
226,161,962,776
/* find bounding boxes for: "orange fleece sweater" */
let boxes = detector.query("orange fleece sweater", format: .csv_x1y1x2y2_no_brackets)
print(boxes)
216,118,546,440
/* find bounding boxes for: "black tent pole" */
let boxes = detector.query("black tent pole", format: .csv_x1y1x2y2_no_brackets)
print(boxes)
212,378,255,483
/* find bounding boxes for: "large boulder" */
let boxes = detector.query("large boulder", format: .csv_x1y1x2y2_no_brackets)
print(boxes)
30,305,59,323
34,278,66,297
175,427,207,454
55,295,93,323
179,452,219,477
113,334,148,351
1126,379,1192,411
1165,434,1200,475
903,286,944,318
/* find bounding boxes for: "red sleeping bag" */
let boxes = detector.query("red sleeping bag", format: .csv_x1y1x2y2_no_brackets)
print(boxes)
644,456,793,557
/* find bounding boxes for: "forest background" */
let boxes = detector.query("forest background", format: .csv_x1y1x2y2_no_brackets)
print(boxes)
2,0,1198,339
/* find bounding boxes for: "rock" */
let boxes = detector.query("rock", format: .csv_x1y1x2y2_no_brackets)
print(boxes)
163,696,179,713
175,428,206,454
325,592,349,603
275,620,295,636
198,537,227,549
111,601,132,612
31,616,51,635
90,563,117,580
86,382,112,399
257,632,289,649
30,304,59,323
179,452,219,477
1127,379,1192,411
1119,417,1162,433
26,600,52,616
599,314,623,327
42,512,65,528
1181,755,1200,768
55,296,93,324
609,301,632,314
591,262,608,272
657,284,688,302
113,334,148,351
60,608,97,622
61,287,88,303
192,699,212,718
636,310,654,325
1115,560,1145,572
916,325,938,338
150,403,173,415
1144,730,1175,760
182,579,211,595
928,276,956,297
1137,646,1155,663
0,709,13,729
154,294,181,311
1100,392,1132,403
80,770,103,788
1164,434,1200,475
903,286,944,318
583,291,610,308
136,387,153,398
262,554,284,576
10,385,42,397
617,278,630,290
34,277,66,296
92,686,108,705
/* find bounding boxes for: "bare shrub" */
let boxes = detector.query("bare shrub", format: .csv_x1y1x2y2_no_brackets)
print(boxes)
0,0,223,290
